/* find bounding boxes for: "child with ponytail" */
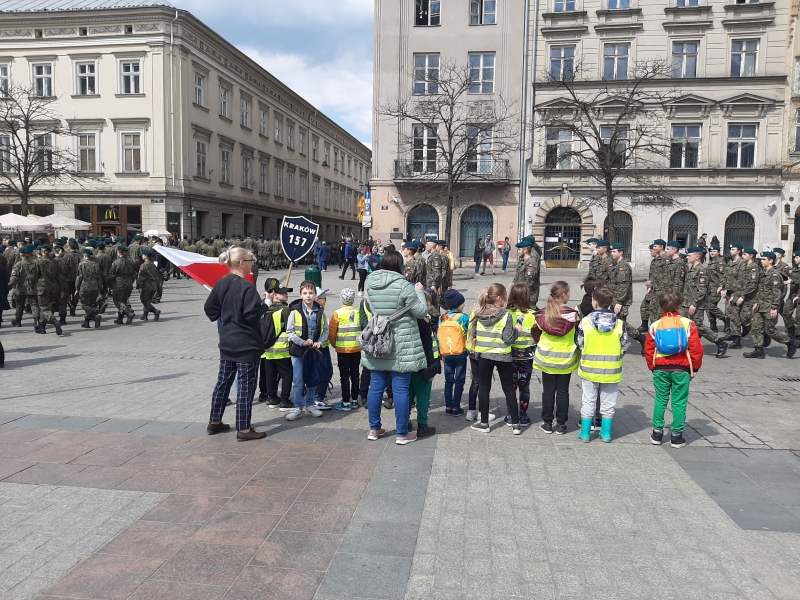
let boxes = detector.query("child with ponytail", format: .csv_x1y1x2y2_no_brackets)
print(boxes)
533,281,580,435
506,285,536,426
468,283,523,434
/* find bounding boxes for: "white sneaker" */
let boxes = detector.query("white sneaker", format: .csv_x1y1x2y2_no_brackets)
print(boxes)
357,292,363,297
305,406,324,418
285,408,303,421
487,413,497,422
466,410,477,421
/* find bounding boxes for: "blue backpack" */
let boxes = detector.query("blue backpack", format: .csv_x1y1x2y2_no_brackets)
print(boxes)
653,315,689,356
302,347,333,391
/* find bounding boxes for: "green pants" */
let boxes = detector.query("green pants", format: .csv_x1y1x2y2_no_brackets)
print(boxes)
640,293,651,323
652,370,690,434
408,371,432,425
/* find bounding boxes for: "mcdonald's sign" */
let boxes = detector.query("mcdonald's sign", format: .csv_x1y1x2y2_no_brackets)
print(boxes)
103,207,119,221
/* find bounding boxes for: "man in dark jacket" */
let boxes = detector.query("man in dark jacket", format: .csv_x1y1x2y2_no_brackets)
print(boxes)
339,238,356,280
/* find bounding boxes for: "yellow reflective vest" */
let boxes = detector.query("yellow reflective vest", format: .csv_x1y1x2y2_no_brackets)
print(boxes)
333,306,361,350
472,315,511,356
509,309,536,349
262,309,290,360
577,316,624,383
533,323,578,374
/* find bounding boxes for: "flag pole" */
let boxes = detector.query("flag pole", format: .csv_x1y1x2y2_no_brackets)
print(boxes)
285,261,295,288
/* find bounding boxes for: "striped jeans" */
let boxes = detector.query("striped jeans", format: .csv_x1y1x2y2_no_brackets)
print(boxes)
210,360,258,431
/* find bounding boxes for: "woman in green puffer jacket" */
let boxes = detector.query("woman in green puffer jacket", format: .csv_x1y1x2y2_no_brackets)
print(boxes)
360,250,428,445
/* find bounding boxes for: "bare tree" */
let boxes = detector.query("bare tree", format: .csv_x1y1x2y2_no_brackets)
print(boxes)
0,83,90,216
379,60,520,242
533,59,679,242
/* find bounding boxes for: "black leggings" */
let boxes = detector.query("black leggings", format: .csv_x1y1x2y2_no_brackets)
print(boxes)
541,371,571,425
358,268,368,292
477,356,518,425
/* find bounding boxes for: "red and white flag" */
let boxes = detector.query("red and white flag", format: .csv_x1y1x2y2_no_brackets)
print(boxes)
153,246,254,290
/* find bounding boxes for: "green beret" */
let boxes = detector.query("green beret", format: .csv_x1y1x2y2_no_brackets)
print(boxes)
82,248,93,255
40,244,52,251
596,240,610,247
794,250,800,258
60,236,68,242
709,245,720,251
523,235,536,243
666,241,681,249
116,245,128,253
648,244,654,250
730,243,743,250
436,240,447,246
653,239,666,247
33,239,42,246
515,240,532,248
585,238,599,244
19,246,32,254
88,240,97,247
134,235,142,241
117,237,125,243
141,248,152,256
7,239,15,244
611,242,625,250
686,246,703,254
97,242,105,249
761,251,776,260
68,238,76,244
742,247,757,256
773,248,786,255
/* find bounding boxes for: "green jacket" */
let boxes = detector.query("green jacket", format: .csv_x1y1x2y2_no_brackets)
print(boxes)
359,270,428,373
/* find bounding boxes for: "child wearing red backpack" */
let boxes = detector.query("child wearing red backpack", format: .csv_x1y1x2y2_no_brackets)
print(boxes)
644,291,704,448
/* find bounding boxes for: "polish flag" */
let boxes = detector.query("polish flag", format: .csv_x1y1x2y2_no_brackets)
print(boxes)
153,246,255,290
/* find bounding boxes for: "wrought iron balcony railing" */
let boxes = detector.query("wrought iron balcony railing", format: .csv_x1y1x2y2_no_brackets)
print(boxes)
393,159,512,181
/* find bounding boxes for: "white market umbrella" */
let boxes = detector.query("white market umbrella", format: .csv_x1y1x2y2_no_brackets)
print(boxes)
37,214,92,230
0,213,47,231
143,229,171,237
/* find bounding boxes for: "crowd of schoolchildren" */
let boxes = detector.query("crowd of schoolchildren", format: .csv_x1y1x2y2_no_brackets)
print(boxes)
254,271,703,448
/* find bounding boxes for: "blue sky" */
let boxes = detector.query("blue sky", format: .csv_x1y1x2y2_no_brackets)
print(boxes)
174,0,374,146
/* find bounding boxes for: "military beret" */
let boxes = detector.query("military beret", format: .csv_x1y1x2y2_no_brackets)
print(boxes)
686,246,704,254
117,237,125,243
611,243,625,250
709,245,720,251
134,235,142,241
78,236,86,242
97,242,106,249
742,247,757,256
515,239,532,248
68,238,76,244
59,236,67,242
40,244,52,251
666,241,681,249
653,239,666,247
794,250,800,258
33,239,42,246
585,238,599,244
142,248,153,255
7,239,15,244
82,247,93,255
523,235,536,243
648,244,654,250
19,245,32,254
116,245,128,252
773,247,786,255
54,241,64,247
730,243,743,250
761,251,776,260
435,239,446,246
596,240,610,247
88,240,97,247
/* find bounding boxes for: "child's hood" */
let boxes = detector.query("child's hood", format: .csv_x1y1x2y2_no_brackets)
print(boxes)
534,307,579,336
588,309,618,332
473,306,508,327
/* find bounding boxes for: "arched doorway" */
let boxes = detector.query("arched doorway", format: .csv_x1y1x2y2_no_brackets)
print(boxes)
668,210,698,248
460,205,493,257
406,204,439,242
724,211,755,250
544,206,582,268
603,211,633,261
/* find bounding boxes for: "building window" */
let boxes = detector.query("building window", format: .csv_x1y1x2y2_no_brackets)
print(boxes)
671,42,698,78
76,62,96,95
470,0,496,25
0,135,11,172
670,125,700,168
260,162,268,193
35,135,53,172
413,53,440,95
466,126,493,173
287,124,294,149
119,60,141,94
347,157,352,177
33,64,53,97
608,0,630,7
600,126,628,167
196,140,207,178
312,137,319,161
325,184,331,208
78,133,97,172
735,0,760,3
795,109,800,152
731,40,758,77
220,148,231,184
415,0,441,26
259,109,268,136
413,124,437,173
324,144,330,165
313,180,320,206
241,98,251,128
603,44,629,80
726,124,756,168
275,167,283,196
550,46,575,81
300,175,307,203
0,65,8,98
545,128,572,170
288,171,295,199
275,117,283,143
194,73,205,106
120,133,141,172
220,87,230,118
333,186,339,211
334,148,339,171
300,131,307,154
468,53,495,94
676,0,699,5
554,0,576,10
242,156,252,188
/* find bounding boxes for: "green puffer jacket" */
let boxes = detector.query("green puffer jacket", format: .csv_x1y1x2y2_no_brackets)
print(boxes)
359,269,428,373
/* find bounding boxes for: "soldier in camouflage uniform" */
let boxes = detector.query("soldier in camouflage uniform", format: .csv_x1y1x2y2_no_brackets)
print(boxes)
109,245,137,325
9,245,37,329
128,235,144,270
403,242,420,284
28,244,64,335
722,244,745,347
94,242,112,313
680,247,728,357
789,251,800,329
178,236,189,251
437,240,452,293
608,243,647,351
585,238,600,279
727,247,760,348
53,245,73,325
744,251,798,359
706,245,728,332
138,248,161,321
425,240,445,317
645,240,668,327
75,248,103,328
663,241,686,293
594,240,614,287
512,237,540,309
773,248,795,339
61,240,82,318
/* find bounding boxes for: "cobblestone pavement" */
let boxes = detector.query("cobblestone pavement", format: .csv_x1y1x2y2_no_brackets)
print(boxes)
0,266,798,599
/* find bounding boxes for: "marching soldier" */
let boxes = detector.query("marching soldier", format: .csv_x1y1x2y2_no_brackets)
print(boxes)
61,239,82,318
706,245,728,332
585,238,600,279
109,245,137,325
75,248,103,328
8,245,37,329
129,235,144,269
744,251,797,359
681,247,728,358
723,244,745,348
608,242,647,351
734,247,761,344
594,240,613,286
646,239,668,327
789,251,800,331
137,249,161,321
773,248,795,340
28,244,63,335
425,240,445,316
95,241,112,312
663,241,686,293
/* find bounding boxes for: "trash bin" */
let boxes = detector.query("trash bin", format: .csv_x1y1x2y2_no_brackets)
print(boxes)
304,264,322,289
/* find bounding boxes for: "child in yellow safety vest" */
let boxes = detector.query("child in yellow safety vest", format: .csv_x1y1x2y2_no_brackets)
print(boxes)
575,285,629,443
506,285,536,427
329,288,361,410
259,279,294,410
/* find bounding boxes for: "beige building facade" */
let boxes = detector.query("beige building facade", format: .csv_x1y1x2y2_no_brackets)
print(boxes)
0,3,370,242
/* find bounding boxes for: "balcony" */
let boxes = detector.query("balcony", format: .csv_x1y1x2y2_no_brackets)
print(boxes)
393,159,512,182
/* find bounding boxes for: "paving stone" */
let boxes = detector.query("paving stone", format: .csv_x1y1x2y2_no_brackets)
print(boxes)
317,552,413,599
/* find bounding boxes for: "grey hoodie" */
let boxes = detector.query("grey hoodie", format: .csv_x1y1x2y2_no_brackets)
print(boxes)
470,307,519,362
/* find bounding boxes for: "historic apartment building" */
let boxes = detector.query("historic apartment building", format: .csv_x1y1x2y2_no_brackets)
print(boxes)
371,0,526,257
528,0,791,268
0,1,371,242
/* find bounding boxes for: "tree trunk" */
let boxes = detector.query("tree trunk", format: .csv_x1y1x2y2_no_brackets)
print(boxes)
444,180,454,245
20,191,29,217
605,178,615,244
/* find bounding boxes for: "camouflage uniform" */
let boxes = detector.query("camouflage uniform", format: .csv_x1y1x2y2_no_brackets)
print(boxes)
137,259,161,319
178,238,189,251
738,260,761,332
109,254,137,322
596,254,614,287
751,266,792,348
609,256,639,339
425,250,445,316
664,255,686,293
55,251,74,322
587,252,601,279
76,255,102,323
128,241,143,269
8,254,37,327
95,248,112,307
775,259,794,334
61,247,81,316
706,254,727,330
513,252,540,309
680,263,724,344
29,252,62,329
789,263,800,328
724,257,744,336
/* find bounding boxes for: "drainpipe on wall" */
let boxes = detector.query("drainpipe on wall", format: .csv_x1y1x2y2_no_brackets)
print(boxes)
169,10,178,187
518,0,539,240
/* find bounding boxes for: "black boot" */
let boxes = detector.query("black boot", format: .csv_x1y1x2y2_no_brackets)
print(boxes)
69,306,76,317
38,322,46,334
141,311,148,321
51,317,62,336
635,332,647,357
710,319,718,333
715,340,728,358
94,314,101,328
743,346,765,359
58,315,67,325
788,326,797,339
81,317,91,328
125,308,135,325
637,320,648,334
152,307,161,321
11,318,21,327
99,300,108,314
114,312,124,325
33,317,40,332
729,336,742,349
763,334,771,348
787,339,797,359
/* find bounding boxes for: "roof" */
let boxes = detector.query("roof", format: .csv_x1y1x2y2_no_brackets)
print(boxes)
0,0,174,12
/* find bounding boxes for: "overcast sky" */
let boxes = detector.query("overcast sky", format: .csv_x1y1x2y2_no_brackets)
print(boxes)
173,0,374,146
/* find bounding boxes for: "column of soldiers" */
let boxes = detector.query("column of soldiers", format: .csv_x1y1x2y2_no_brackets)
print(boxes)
402,239,451,328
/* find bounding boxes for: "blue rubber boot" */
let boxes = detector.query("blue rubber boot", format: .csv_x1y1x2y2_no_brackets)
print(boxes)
577,418,592,443
600,418,613,443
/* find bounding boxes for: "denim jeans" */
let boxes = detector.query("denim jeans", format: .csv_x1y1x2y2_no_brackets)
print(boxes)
502,253,509,271
367,370,412,437
291,356,316,408
444,357,467,409
474,258,481,274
